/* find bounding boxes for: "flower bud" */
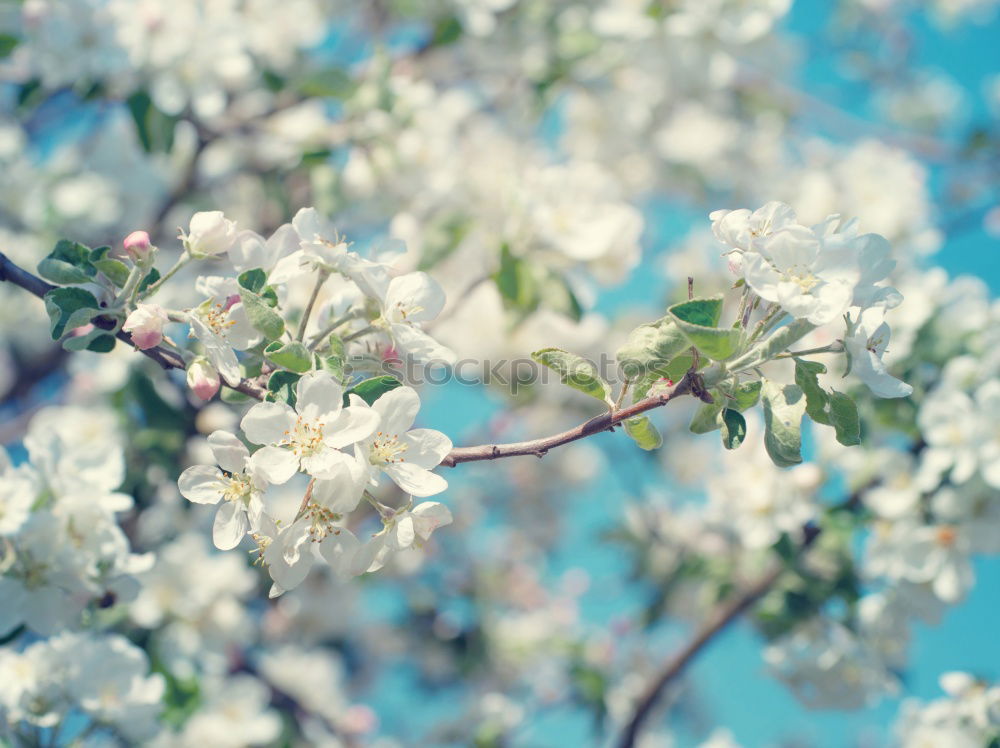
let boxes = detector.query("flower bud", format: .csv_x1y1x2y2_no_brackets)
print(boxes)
182,211,237,257
122,304,168,350
123,230,155,263
187,358,221,401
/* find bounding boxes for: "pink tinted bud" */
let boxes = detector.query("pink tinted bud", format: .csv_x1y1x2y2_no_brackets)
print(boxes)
187,359,220,401
223,294,241,311
122,304,167,350
123,230,154,262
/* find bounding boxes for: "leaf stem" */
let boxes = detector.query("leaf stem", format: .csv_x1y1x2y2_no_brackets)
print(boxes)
140,252,191,300
296,270,329,342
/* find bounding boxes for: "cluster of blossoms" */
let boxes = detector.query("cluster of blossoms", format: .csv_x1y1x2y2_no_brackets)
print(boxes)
0,407,151,635
895,672,1000,746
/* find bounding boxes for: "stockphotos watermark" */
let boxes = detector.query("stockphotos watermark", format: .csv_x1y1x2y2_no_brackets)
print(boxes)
340,353,675,394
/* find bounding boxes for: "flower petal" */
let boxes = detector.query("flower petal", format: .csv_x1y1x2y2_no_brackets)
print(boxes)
385,461,448,497
213,501,249,550
249,446,300,485
373,386,421,435
178,465,224,504
241,402,296,445
207,431,249,474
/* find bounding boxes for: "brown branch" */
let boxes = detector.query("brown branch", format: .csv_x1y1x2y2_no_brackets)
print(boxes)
441,375,693,466
615,525,822,748
1,251,694,463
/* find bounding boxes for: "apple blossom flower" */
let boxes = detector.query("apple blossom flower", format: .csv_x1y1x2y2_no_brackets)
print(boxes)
188,286,261,387
845,306,913,398
351,386,452,497
240,372,379,482
122,303,168,350
352,501,453,575
374,271,455,363
229,224,300,275
187,357,221,400
177,431,276,550
182,211,238,257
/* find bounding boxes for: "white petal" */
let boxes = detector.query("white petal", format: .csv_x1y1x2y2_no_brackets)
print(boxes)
207,431,249,474
390,323,456,364
323,405,380,449
296,371,344,421
392,515,416,549
411,501,453,540
301,446,354,480
319,529,361,577
401,428,453,468
373,386,420,435
384,272,446,323
213,502,249,550
311,459,366,513
177,465,224,504
241,402,296,445
385,461,448,497
249,446,299,484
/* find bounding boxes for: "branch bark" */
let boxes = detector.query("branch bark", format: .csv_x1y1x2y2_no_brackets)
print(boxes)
615,525,822,748
0,251,693,463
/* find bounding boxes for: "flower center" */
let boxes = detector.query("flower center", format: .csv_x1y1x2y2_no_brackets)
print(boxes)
370,431,408,465
221,473,253,504
392,301,424,322
282,417,326,457
249,533,271,565
782,265,820,292
202,303,237,337
935,525,958,547
304,503,343,543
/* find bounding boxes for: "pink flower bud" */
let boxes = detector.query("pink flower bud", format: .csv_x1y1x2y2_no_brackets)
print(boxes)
187,359,220,401
123,230,155,262
223,293,241,311
122,304,168,350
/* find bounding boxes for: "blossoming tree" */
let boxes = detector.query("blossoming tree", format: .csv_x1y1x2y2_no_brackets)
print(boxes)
1,1,999,746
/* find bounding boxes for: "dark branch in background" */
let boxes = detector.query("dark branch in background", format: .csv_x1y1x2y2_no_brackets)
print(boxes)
0,252,698,464
615,525,823,748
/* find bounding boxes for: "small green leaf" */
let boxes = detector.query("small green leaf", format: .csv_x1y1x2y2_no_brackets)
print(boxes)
623,415,662,450
267,371,301,407
531,347,612,405
540,271,584,322
720,409,747,450
729,319,816,371
43,287,100,339
431,14,463,46
37,240,95,285
616,318,690,381
668,296,741,361
127,90,178,153
91,258,131,287
0,34,19,59
138,267,160,293
730,381,762,411
238,268,267,294
240,289,284,340
828,391,861,446
689,396,723,434
345,375,402,406
761,380,806,467
494,243,538,315
63,326,116,353
264,341,313,373
794,359,831,426
297,68,356,99
321,334,346,382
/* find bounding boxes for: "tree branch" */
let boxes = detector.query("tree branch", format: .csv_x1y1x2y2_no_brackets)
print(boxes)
615,524,822,748
0,251,267,400
442,376,693,466
0,251,694,463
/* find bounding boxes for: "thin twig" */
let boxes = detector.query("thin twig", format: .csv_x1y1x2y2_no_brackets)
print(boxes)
615,525,822,748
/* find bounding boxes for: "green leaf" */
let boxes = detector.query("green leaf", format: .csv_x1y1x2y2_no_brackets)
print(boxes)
91,259,131,287
689,397,723,434
345,375,401,406
320,335,346,382
264,341,313,373
668,296,741,361
720,409,747,450
37,240,95,285
126,90,178,153
238,268,267,294
531,347,612,405
794,359,831,426
494,243,538,315
63,326,116,353
267,371,301,407
240,289,284,340
730,380,762,411
431,14,463,46
623,415,662,450
828,391,861,446
43,287,101,339
0,34,19,59
761,381,806,467
729,319,816,371
540,271,584,322
297,68,356,99
138,267,160,293
616,318,690,381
